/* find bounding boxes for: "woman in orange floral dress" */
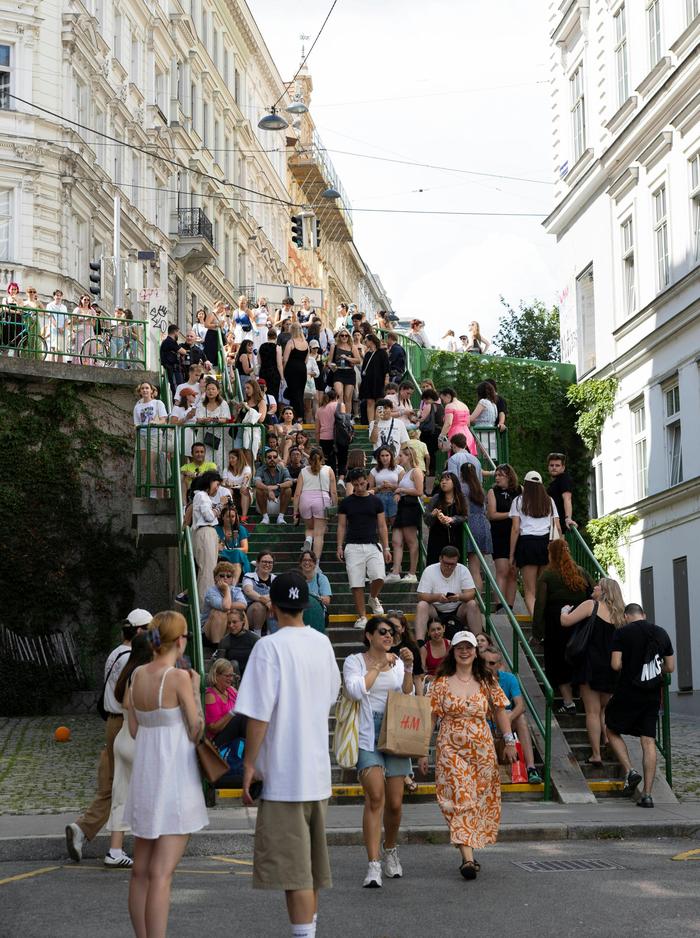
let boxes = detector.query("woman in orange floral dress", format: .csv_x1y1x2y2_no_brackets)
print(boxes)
418,630,516,879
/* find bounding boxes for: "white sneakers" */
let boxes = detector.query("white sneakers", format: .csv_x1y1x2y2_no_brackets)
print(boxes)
302,536,313,552
402,573,418,584
104,850,134,868
382,845,403,878
384,572,401,583
65,823,85,862
354,616,368,630
277,514,287,525
362,847,403,888
363,860,382,888
260,513,270,525
368,596,384,615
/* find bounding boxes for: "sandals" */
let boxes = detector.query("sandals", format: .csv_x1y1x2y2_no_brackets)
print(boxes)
459,860,478,880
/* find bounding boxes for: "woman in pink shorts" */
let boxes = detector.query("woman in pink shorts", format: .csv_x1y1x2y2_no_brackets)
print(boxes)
293,447,338,560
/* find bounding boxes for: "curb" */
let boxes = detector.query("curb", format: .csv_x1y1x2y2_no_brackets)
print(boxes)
2,821,699,862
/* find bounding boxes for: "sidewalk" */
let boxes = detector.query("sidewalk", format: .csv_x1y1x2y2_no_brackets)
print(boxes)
2,799,700,862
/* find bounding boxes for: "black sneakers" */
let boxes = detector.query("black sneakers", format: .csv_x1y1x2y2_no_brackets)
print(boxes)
637,794,654,808
622,768,642,795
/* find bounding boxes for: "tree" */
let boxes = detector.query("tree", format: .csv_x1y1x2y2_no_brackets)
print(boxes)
493,297,561,361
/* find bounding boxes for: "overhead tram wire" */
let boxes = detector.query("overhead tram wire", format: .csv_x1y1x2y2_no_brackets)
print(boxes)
269,0,341,110
7,93,295,208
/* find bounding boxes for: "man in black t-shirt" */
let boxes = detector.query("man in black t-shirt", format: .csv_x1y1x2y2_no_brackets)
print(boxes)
178,328,208,371
547,453,576,529
605,603,675,808
160,324,182,395
337,468,392,630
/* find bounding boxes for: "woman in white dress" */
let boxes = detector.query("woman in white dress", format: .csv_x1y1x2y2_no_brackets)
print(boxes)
106,633,154,868
253,296,270,354
125,611,207,938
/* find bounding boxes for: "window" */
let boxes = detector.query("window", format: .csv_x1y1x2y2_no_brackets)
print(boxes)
647,0,662,69
202,101,209,147
653,184,670,290
631,400,648,499
223,49,229,84
76,80,89,126
130,28,141,85
224,233,231,280
690,152,700,263
575,264,596,375
0,44,10,109
664,382,683,485
113,12,122,61
569,64,586,163
214,119,221,166
131,153,141,210
201,8,208,49
613,6,629,107
687,0,699,24
190,82,196,126
212,28,218,67
0,190,11,260
234,69,241,105
621,216,635,315
155,68,167,117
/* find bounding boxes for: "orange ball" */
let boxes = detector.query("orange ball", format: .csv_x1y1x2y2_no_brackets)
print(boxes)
54,726,71,743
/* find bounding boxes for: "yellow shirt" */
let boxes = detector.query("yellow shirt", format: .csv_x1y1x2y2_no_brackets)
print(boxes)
407,439,430,474
180,460,217,479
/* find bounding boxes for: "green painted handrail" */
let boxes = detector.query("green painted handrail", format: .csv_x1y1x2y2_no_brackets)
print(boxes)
462,524,554,800
564,527,606,579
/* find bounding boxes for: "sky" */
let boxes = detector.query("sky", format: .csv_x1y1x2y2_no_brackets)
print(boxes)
246,0,558,344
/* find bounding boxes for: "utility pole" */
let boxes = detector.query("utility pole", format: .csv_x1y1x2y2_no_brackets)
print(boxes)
113,192,122,307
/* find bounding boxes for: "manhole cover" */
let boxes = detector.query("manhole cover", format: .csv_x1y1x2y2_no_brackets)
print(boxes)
512,858,625,873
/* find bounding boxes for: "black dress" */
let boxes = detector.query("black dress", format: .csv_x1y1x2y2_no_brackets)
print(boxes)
258,341,280,399
532,568,593,687
359,349,390,400
571,614,617,693
283,343,308,420
425,495,468,565
489,487,521,560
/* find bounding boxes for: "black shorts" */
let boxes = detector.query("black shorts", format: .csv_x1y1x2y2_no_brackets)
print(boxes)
332,367,356,387
514,534,549,568
394,495,421,529
605,693,660,739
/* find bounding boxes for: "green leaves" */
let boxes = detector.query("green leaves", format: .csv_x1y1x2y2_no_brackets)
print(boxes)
566,377,618,451
586,513,637,579
493,297,561,361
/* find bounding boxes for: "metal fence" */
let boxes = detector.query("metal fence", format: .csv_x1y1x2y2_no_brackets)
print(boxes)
0,306,147,368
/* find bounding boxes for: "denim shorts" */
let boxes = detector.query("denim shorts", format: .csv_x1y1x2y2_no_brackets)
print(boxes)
356,711,413,778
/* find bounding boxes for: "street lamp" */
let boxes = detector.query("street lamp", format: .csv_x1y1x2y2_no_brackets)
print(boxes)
258,107,288,131
286,96,308,115
321,187,341,199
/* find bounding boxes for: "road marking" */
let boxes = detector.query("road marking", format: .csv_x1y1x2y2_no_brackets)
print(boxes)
671,848,700,861
0,866,60,886
209,855,254,866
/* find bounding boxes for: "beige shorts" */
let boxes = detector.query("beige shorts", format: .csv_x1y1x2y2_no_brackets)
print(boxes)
253,798,332,892
344,542,385,589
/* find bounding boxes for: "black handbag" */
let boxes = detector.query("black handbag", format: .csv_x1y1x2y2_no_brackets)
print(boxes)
203,431,221,450
565,601,599,664
418,404,436,435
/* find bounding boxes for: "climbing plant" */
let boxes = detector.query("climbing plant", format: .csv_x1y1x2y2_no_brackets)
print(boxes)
425,351,589,523
586,513,637,579
566,377,619,451
0,381,144,687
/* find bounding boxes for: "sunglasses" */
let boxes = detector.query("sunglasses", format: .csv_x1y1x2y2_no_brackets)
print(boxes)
220,573,234,578
376,627,396,637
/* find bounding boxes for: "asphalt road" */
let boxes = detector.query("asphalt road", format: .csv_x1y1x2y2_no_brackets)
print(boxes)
2,838,699,938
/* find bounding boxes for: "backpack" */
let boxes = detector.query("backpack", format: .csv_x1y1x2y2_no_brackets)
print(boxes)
334,402,355,448
631,624,665,690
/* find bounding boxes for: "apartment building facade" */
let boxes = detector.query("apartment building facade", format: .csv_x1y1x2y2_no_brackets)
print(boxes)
544,0,700,694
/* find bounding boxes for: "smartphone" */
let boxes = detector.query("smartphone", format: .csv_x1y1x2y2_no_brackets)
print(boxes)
445,592,456,598
176,655,192,670
248,779,263,801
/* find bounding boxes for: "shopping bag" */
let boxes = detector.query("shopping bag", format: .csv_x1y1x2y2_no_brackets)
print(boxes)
377,691,432,757
511,740,528,783
334,688,360,769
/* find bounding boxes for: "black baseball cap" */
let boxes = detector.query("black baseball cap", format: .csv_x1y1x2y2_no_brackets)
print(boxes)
269,571,309,610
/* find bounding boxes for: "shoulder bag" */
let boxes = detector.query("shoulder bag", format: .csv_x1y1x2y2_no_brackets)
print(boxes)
565,601,599,664
334,686,360,768
418,403,436,435
196,735,230,783
96,650,130,720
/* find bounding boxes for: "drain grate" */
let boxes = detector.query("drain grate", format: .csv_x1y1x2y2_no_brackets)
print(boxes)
512,858,625,873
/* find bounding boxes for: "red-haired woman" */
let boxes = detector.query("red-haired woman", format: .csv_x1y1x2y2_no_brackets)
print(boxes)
532,539,595,714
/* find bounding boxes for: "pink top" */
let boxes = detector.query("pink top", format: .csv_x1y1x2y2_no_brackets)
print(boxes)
317,402,336,441
205,685,237,739
445,402,477,455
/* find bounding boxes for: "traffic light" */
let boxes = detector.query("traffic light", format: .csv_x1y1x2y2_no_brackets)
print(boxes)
315,218,321,248
291,215,304,248
88,259,102,299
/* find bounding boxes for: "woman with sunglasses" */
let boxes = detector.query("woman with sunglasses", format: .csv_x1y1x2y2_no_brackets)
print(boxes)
343,616,415,888
72,294,96,364
328,328,361,415
425,471,468,566
486,464,521,611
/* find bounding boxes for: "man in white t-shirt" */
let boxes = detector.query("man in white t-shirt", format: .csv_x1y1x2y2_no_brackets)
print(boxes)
237,572,340,938
369,398,410,457
174,363,205,406
65,609,152,869
414,546,480,641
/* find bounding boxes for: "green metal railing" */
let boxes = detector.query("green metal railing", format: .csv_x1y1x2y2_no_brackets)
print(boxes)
463,524,554,800
1,305,146,367
565,526,605,579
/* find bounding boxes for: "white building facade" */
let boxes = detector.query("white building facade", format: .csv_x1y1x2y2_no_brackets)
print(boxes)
0,0,310,361
544,1,700,696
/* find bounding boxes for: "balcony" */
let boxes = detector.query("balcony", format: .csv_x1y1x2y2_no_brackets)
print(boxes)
172,208,217,272
288,130,353,243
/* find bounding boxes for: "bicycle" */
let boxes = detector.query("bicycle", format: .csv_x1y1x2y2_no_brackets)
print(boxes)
80,328,117,367
14,310,48,360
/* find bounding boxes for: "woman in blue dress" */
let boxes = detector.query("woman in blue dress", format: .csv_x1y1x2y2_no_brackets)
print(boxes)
460,462,493,593
215,504,251,574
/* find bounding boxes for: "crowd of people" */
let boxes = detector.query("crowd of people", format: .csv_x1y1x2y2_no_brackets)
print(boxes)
0,281,144,363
